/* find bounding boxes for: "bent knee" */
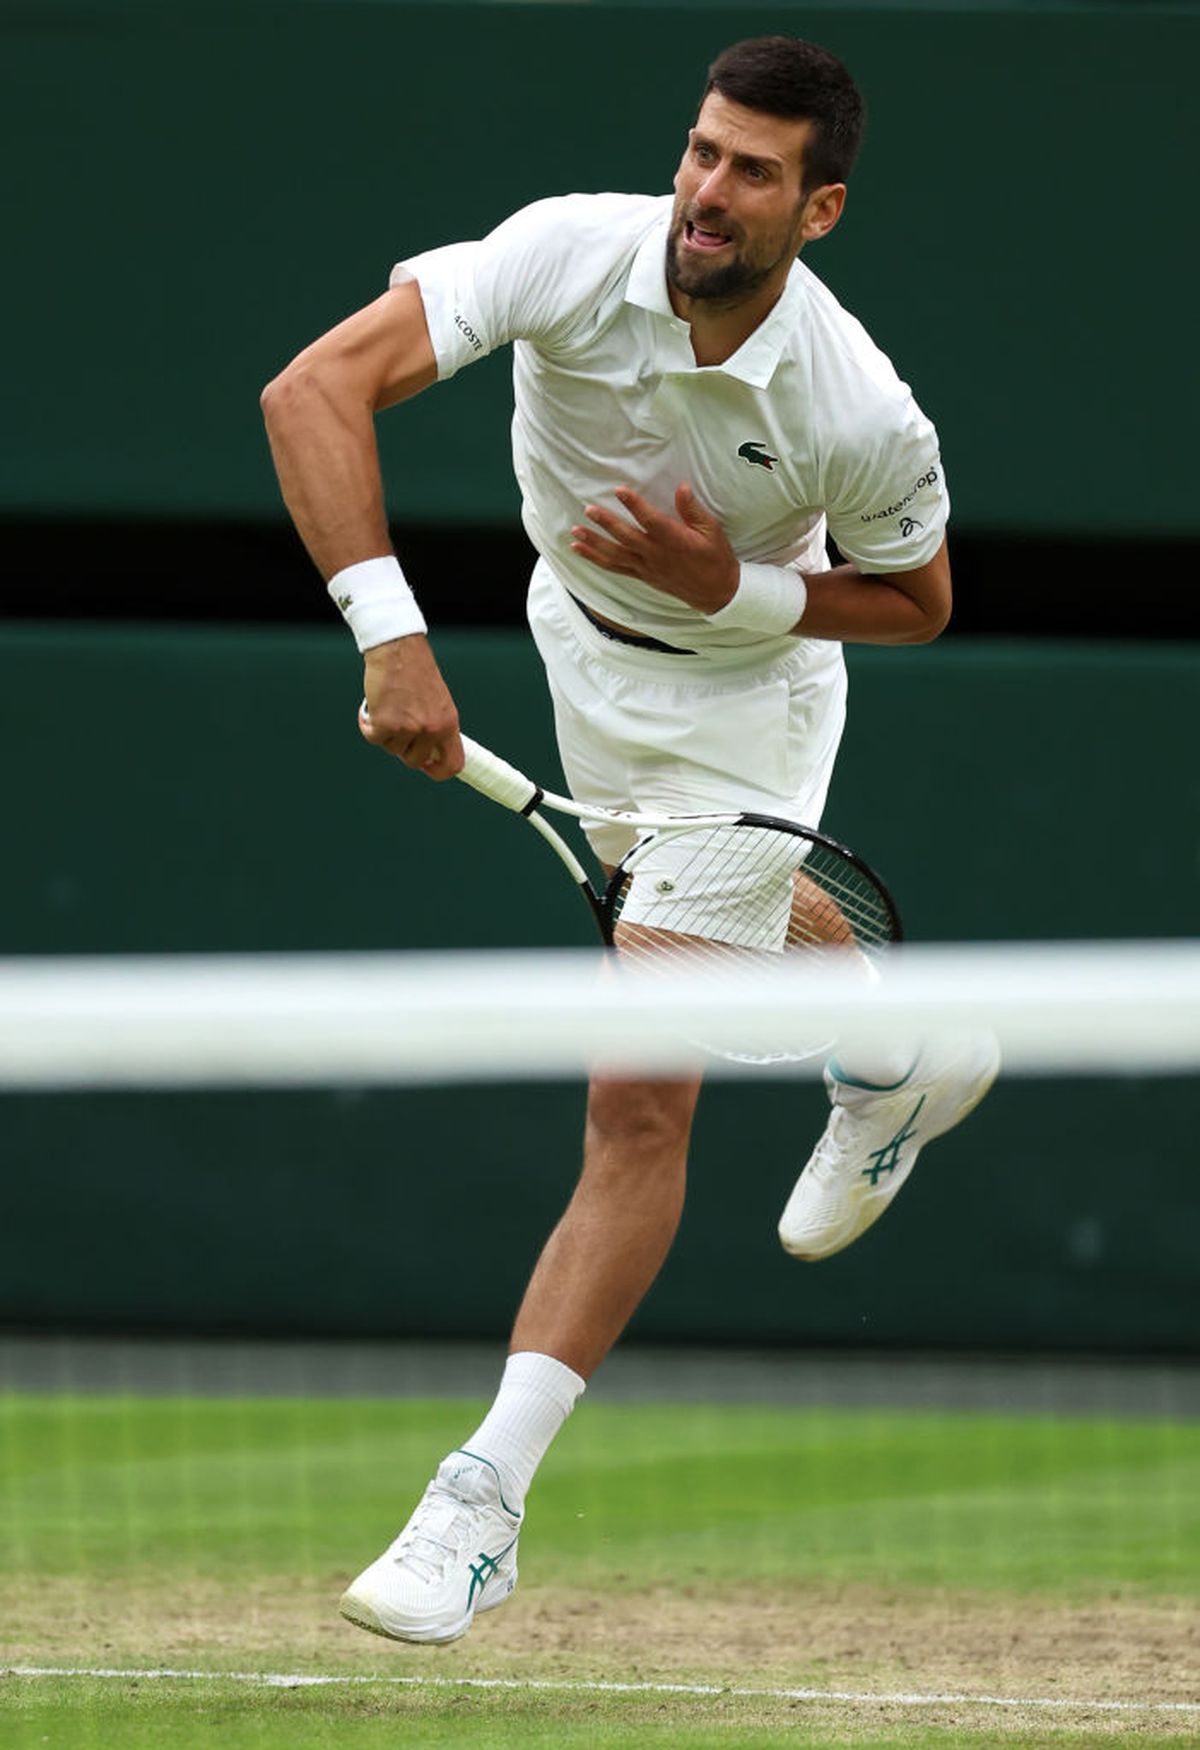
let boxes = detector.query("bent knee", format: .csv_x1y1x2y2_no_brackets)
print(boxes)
586,1075,700,1161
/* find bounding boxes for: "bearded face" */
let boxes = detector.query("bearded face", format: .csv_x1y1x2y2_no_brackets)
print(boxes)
665,94,818,307
665,195,806,304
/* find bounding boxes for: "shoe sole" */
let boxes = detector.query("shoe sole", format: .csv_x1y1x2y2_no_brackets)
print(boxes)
339,1586,473,1645
338,1571,517,1647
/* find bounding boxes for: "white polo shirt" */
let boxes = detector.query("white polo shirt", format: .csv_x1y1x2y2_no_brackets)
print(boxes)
392,192,949,655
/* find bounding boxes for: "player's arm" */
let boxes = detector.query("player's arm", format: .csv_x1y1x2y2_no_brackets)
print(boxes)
796,537,951,645
260,282,463,777
573,485,951,645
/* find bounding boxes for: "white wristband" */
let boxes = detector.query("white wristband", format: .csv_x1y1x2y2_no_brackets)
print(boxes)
327,556,427,652
704,562,807,637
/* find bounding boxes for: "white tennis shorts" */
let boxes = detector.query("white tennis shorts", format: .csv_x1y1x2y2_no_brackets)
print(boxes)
526,560,848,870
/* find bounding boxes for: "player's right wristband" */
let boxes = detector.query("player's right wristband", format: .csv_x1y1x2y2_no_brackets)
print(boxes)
704,562,807,637
327,556,428,652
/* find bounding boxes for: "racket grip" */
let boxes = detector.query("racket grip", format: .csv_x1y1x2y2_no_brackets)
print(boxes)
456,736,541,812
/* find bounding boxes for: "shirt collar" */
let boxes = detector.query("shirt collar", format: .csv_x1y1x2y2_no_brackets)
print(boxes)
625,211,680,322
625,212,806,388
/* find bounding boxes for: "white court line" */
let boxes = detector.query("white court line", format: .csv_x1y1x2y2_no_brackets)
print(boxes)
5,1666,1199,1715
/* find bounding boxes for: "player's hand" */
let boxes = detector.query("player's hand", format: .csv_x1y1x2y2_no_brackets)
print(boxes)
357,636,464,779
570,483,739,613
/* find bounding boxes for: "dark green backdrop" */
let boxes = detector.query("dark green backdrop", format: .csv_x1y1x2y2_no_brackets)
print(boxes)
3,1,1196,1351
4,0,1198,535
2,624,1196,1351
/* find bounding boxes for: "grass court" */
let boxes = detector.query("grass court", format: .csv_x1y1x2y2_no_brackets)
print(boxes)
2,1391,1197,1746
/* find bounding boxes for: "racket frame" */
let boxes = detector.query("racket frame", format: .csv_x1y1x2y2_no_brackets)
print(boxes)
456,734,903,951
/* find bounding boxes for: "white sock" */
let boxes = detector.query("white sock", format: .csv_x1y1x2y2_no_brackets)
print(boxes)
460,1351,585,1513
829,1039,920,1089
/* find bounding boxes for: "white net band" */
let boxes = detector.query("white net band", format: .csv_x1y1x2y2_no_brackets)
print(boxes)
0,941,1198,1089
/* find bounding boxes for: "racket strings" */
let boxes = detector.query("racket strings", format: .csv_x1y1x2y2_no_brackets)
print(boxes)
610,824,893,957
786,845,895,950
605,822,895,1065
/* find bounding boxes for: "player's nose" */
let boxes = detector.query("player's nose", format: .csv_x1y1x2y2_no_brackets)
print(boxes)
694,164,732,210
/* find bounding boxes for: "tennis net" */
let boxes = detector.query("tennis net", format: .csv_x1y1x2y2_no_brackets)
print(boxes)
2,937,1198,1731
2,938,1199,1088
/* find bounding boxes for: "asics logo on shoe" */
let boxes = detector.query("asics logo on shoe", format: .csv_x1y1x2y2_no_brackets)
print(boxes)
467,1537,518,1607
863,1095,926,1185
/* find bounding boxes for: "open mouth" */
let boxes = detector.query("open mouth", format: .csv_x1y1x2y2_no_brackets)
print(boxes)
684,219,733,253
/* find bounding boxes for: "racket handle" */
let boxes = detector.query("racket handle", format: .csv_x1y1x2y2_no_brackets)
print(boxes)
457,736,541,813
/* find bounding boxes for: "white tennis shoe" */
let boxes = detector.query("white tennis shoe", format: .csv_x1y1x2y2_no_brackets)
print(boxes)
339,1449,521,1645
778,1033,1001,1261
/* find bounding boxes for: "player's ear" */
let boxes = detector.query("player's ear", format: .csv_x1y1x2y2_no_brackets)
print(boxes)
799,183,846,243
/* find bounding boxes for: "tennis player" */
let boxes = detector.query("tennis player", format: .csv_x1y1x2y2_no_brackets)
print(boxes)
263,35,999,1646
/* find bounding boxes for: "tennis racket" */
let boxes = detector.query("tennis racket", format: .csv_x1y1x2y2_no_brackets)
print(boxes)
454,735,902,1064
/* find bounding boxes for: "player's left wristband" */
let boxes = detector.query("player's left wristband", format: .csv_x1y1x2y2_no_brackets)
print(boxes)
327,556,428,652
704,563,806,637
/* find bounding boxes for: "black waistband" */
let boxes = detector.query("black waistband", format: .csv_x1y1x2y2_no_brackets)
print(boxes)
567,592,696,655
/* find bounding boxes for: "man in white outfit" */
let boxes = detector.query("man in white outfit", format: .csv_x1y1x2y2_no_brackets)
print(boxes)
262,34,999,1647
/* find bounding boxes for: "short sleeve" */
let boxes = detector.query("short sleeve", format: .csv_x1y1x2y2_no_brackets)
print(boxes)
824,398,950,574
390,240,488,380
390,196,616,382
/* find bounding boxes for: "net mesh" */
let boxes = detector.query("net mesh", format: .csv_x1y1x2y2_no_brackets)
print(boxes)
2,940,1198,1731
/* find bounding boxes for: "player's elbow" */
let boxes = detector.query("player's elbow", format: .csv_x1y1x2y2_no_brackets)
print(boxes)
260,358,349,452
260,359,313,429
907,596,952,643
895,555,952,642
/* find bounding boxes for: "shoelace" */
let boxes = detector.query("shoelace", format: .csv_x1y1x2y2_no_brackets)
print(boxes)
391,1488,476,1585
806,1105,853,1182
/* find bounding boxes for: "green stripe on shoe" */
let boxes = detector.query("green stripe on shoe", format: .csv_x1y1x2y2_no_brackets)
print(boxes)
827,1058,917,1093
455,1448,522,1520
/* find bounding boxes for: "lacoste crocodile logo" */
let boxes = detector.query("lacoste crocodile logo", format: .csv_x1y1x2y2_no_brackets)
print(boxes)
738,441,779,472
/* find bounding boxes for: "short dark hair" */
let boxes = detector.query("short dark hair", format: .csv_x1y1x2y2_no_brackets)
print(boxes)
702,37,865,193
